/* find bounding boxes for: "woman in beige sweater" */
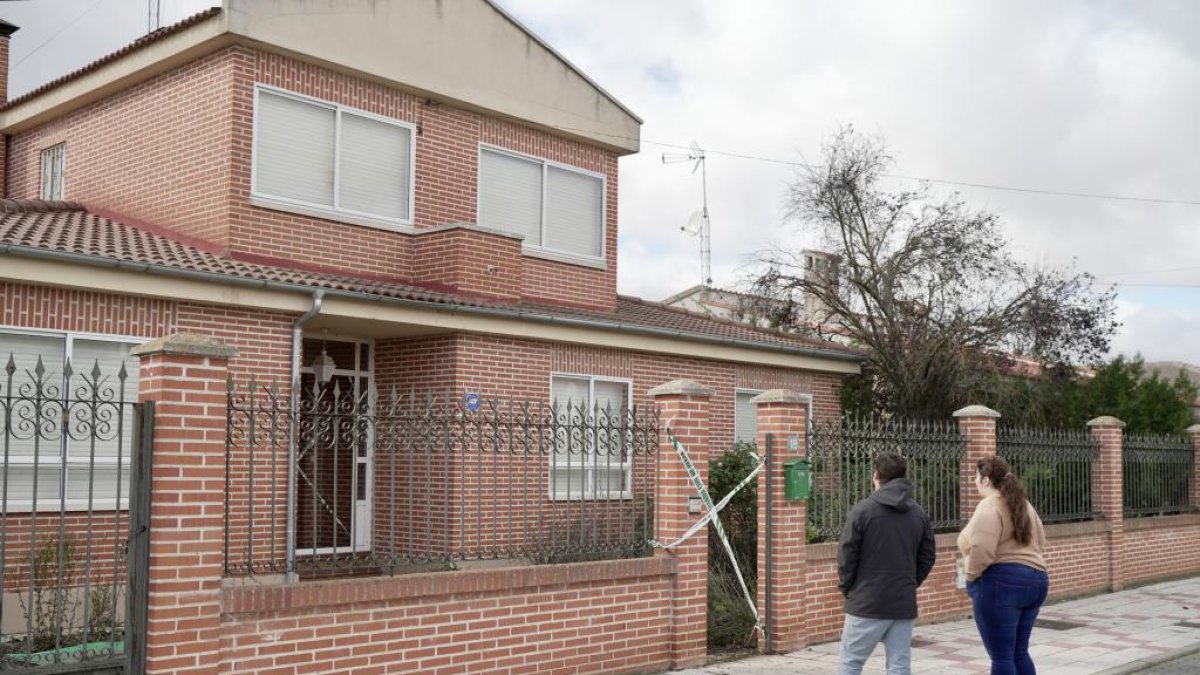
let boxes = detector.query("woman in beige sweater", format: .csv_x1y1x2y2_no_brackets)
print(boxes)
957,455,1049,675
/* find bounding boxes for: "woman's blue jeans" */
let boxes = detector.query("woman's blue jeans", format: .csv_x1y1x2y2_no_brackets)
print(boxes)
966,563,1050,675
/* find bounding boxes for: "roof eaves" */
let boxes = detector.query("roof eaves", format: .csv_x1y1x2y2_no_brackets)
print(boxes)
481,0,642,124
0,242,861,364
0,7,223,112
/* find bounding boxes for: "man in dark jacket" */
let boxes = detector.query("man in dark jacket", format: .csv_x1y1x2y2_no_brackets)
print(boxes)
837,452,936,675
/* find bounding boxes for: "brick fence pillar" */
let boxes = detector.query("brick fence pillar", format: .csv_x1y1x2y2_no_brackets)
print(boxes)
132,333,236,675
953,405,1001,521
649,379,713,670
1189,425,1200,509
1088,416,1126,592
753,390,809,654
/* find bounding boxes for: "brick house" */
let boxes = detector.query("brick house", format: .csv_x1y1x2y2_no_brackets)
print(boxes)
0,2,862,672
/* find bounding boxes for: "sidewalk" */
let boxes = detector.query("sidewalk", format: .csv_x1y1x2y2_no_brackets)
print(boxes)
677,576,1200,675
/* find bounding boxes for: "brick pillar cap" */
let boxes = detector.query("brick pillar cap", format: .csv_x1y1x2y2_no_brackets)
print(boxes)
0,19,18,38
648,379,713,398
1086,415,1126,428
1185,424,1200,435
750,389,809,405
131,332,237,359
952,405,1000,418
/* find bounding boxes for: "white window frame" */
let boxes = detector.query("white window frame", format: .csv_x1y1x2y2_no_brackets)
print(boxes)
734,388,765,446
0,326,143,513
478,144,607,268
250,84,417,231
40,143,66,201
549,373,633,500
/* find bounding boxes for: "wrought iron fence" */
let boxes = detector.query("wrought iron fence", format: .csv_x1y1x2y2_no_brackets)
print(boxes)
1123,432,1195,518
225,378,659,576
996,425,1101,524
807,417,966,542
1,355,144,671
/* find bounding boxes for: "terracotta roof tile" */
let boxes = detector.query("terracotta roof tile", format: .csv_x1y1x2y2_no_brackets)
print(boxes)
0,200,863,360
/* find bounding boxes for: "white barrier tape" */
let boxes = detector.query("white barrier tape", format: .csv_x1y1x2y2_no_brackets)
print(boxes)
649,427,765,638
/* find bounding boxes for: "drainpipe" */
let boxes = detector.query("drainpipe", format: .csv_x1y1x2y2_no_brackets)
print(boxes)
286,291,324,581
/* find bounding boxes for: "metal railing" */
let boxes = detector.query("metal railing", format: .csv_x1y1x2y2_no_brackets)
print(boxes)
807,417,966,542
997,425,1101,524
225,378,659,576
1,356,142,670
1123,432,1195,518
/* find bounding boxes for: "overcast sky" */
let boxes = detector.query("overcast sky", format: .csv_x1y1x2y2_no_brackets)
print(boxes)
4,0,1198,365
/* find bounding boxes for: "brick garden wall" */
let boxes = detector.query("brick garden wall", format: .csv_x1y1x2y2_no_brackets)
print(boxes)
220,558,674,675
1124,515,1200,584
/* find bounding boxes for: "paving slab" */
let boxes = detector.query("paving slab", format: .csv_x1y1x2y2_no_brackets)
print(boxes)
675,576,1200,675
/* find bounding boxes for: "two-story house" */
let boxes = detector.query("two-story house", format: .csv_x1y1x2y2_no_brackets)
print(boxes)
0,0,860,598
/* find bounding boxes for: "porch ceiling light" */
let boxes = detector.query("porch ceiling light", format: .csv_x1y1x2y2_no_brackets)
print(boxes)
311,333,337,384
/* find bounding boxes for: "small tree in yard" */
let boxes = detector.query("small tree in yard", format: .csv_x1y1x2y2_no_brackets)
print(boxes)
748,127,1119,418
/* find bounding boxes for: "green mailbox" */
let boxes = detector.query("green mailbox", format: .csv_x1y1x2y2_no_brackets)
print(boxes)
783,458,813,501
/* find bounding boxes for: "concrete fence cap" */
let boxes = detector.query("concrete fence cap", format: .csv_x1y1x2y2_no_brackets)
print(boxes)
1086,415,1126,428
647,379,714,398
1185,424,1200,436
952,405,1001,419
750,389,809,405
130,332,238,359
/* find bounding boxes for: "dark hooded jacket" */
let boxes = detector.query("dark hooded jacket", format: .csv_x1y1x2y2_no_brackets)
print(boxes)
837,478,937,619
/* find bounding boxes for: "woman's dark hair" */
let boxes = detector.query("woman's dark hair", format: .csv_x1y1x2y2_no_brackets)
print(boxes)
977,454,1033,545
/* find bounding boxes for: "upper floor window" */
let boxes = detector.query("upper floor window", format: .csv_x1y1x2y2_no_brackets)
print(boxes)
479,147,605,264
40,143,66,201
252,86,415,228
0,329,140,512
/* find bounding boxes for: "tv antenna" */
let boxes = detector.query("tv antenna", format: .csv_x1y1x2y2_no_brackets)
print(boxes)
148,0,162,33
662,141,712,286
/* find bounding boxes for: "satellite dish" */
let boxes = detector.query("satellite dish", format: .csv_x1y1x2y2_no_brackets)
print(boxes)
682,210,704,234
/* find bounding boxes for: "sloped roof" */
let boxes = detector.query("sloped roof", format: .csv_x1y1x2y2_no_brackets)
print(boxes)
0,200,863,362
0,2,640,153
0,8,223,112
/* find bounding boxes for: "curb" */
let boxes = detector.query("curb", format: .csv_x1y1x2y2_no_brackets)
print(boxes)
1094,642,1200,675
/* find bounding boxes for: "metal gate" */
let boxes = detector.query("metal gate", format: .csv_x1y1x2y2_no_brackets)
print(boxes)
0,355,150,673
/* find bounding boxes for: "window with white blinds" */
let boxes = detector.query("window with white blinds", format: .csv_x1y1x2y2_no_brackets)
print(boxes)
550,375,631,499
252,87,414,226
40,143,66,201
478,147,605,262
0,330,139,512
734,391,762,445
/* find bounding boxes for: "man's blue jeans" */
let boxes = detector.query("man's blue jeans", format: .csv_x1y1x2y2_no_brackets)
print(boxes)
838,614,913,675
967,563,1050,675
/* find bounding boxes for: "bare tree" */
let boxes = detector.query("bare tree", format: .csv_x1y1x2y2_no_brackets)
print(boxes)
748,127,1119,418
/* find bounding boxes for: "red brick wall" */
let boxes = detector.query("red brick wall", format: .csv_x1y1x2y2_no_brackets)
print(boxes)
1124,516,1200,584
803,524,1114,644
7,49,240,245
6,45,623,310
1,282,176,337
219,558,674,674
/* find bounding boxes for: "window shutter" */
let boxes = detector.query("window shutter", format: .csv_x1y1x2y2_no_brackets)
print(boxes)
479,150,543,246
592,380,629,495
734,392,759,444
255,91,335,206
338,112,412,220
2,333,65,457
71,339,139,460
545,166,603,258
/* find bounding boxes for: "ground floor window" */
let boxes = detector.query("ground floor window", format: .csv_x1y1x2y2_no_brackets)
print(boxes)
0,328,140,512
550,374,632,499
